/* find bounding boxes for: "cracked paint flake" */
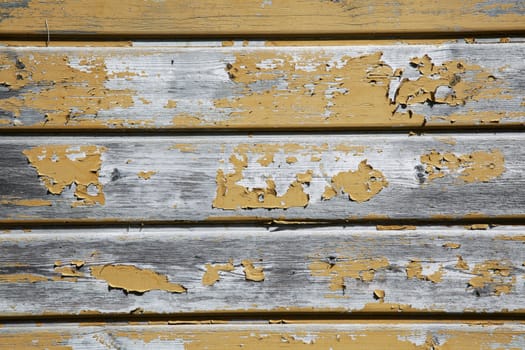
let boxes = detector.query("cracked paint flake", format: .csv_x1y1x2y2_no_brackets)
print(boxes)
420,149,505,183
202,260,235,286
309,257,389,292
406,260,444,283
23,145,106,207
90,264,186,294
324,160,388,203
212,151,309,210
468,260,515,296
137,170,157,180
241,259,265,282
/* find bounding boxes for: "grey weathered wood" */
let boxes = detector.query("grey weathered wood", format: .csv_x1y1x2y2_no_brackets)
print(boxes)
0,133,523,223
1,323,524,349
0,226,524,316
0,43,523,129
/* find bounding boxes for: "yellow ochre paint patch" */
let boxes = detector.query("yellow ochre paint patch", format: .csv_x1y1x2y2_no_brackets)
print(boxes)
0,53,135,127
215,51,506,127
202,261,235,286
212,143,386,210
420,149,505,183
137,170,157,180
23,145,106,207
241,260,265,282
324,160,388,203
309,257,389,292
90,265,186,294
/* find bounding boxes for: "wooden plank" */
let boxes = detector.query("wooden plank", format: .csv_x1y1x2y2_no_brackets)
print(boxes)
0,1,523,37
0,226,524,316
0,133,523,223
1,323,525,349
0,43,523,130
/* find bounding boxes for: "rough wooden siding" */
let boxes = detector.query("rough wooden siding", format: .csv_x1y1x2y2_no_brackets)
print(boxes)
0,133,522,223
2,323,525,349
0,1,523,37
0,226,524,316
0,44,523,130
1,0,524,347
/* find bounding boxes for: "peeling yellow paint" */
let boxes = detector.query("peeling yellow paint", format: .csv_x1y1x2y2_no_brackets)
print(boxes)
325,160,388,203
466,224,490,230
420,149,505,183
90,265,186,294
406,260,444,283
468,260,515,295
286,156,298,164
0,53,135,126
70,260,85,268
376,225,416,231
456,255,470,270
0,273,48,283
309,257,389,292
137,170,157,180
0,199,52,207
54,266,84,278
241,260,265,282
212,150,309,209
0,330,72,349
215,51,505,128
373,289,385,302
202,260,235,286
359,302,419,313
164,100,178,108
443,242,461,249
23,145,106,207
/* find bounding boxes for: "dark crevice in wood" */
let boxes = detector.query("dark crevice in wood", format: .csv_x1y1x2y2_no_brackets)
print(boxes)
2,311,525,325
0,217,524,231
0,31,524,42
0,124,524,135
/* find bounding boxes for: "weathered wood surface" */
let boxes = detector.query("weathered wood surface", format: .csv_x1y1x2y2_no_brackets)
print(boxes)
1,226,524,316
1,323,525,349
0,133,523,223
0,1,523,37
0,43,524,130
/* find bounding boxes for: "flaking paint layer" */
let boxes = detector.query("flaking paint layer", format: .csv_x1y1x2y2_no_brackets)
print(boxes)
0,53,134,127
420,149,505,183
241,260,265,282
23,145,106,207
309,257,389,292
90,265,186,294
216,51,505,128
202,261,235,286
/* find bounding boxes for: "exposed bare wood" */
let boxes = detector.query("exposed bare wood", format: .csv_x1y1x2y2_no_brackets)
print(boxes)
0,44,523,130
0,133,523,223
0,1,523,37
0,226,524,316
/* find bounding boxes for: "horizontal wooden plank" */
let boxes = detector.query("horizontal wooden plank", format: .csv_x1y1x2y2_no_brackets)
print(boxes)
1,323,525,349
0,43,523,130
0,226,524,316
0,1,523,37
0,133,523,223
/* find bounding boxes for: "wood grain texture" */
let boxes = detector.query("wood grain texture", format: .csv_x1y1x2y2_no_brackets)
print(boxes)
0,133,523,223
1,226,524,315
0,43,523,130
0,1,523,37
1,323,525,349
